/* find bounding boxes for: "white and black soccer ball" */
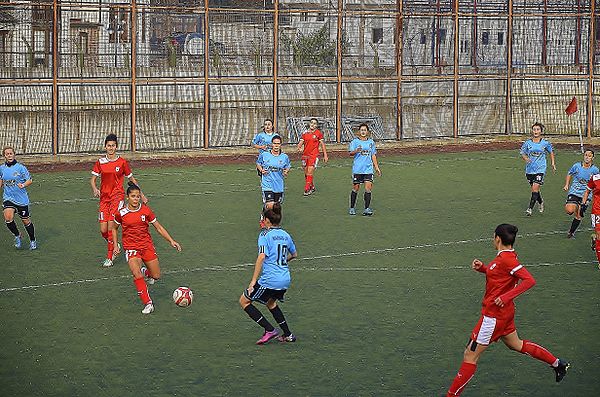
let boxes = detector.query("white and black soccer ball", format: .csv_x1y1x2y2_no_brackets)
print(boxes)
172,287,193,307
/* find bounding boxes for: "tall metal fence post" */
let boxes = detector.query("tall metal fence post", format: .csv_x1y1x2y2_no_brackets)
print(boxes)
273,0,279,133
52,0,59,155
131,1,137,152
505,0,514,135
453,0,459,139
203,0,210,148
336,0,343,143
396,0,403,140
588,0,596,138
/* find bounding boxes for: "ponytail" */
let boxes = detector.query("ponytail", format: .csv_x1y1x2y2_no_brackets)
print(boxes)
126,181,140,195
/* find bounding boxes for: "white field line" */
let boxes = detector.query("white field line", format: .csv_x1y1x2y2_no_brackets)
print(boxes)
0,229,591,293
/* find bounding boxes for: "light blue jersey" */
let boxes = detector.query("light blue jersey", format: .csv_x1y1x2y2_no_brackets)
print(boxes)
257,151,290,193
1,162,31,206
520,139,553,174
567,162,599,197
257,227,297,290
252,132,276,154
349,138,377,174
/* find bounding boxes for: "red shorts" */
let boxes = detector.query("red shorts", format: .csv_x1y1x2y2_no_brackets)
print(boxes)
301,155,319,168
124,247,158,263
471,314,516,345
98,199,124,223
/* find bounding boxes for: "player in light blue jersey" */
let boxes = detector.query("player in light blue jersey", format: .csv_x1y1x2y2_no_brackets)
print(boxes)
520,122,556,216
251,119,277,176
1,146,37,249
348,124,381,216
239,203,298,345
257,135,290,212
563,149,598,238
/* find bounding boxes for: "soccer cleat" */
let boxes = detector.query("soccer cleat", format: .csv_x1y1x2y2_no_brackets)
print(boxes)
525,208,533,216
141,303,154,314
567,232,574,239
303,190,311,196
277,333,297,343
348,208,356,216
111,243,121,260
14,235,22,249
363,208,373,216
539,202,544,213
553,359,570,382
29,240,37,250
256,329,279,345
102,258,113,267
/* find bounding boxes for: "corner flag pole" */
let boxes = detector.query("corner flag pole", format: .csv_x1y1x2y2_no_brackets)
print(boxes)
565,97,582,153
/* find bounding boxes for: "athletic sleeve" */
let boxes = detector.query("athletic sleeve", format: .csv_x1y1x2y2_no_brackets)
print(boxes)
92,160,101,176
499,265,536,303
252,134,260,146
568,164,577,176
257,234,267,254
545,140,553,153
256,152,264,166
317,130,324,141
113,211,122,225
146,206,157,223
371,141,377,155
284,154,291,170
519,141,528,155
123,159,133,178
21,165,31,181
287,236,297,255
348,140,356,152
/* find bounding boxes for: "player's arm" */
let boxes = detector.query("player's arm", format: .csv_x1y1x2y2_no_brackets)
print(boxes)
251,136,266,151
17,179,32,189
549,150,557,172
563,174,572,191
296,138,305,152
471,259,487,273
110,222,121,256
151,220,181,251
320,139,329,162
248,253,266,290
372,154,381,176
494,266,536,307
90,174,100,197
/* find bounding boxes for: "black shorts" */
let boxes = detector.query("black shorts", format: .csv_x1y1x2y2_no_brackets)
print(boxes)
243,282,286,305
3,200,30,218
352,174,374,184
566,194,583,205
526,173,545,186
262,191,284,204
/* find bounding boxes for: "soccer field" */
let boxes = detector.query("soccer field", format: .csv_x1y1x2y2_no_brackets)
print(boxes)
1,149,599,396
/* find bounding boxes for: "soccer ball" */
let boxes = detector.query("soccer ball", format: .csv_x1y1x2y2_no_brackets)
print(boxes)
172,287,193,307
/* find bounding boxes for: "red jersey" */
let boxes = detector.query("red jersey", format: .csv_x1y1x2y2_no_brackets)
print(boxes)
301,130,324,158
587,173,600,214
92,156,132,202
113,204,156,250
478,250,536,320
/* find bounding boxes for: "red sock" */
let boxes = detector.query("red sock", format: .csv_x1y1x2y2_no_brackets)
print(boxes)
447,362,477,396
304,175,310,191
107,238,114,260
134,277,152,305
101,230,109,242
520,340,557,365
307,175,314,189
595,239,600,264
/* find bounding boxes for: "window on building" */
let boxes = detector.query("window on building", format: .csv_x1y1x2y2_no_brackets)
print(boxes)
420,29,426,45
438,28,446,44
301,12,309,22
497,32,504,45
482,31,489,45
108,7,130,43
372,27,383,44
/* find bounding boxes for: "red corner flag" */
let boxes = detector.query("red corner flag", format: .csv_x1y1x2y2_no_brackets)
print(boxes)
565,96,578,116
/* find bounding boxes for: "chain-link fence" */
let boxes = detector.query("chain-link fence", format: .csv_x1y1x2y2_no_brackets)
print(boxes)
0,0,598,154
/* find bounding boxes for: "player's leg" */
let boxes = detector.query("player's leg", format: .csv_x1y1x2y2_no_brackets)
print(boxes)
20,216,37,250
527,181,541,214
239,285,278,344
503,330,570,382
266,297,295,342
363,179,373,215
128,253,154,313
566,197,583,237
3,206,21,248
141,250,160,285
349,179,360,215
447,339,489,396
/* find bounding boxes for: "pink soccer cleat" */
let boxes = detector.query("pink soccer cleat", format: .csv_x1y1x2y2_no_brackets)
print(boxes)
256,329,279,345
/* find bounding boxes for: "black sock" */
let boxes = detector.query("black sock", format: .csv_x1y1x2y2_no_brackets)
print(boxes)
537,192,543,204
364,191,372,208
24,223,35,241
244,304,274,332
269,305,291,336
5,221,19,237
529,192,538,209
350,191,357,208
580,203,588,218
569,219,582,234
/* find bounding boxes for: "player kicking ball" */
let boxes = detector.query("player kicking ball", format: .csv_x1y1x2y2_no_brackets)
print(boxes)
446,224,569,396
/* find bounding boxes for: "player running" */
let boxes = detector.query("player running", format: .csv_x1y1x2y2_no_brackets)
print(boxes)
563,149,598,238
520,122,556,216
252,119,277,176
348,124,381,216
239,203,298,345
297,118,328,196
90,134,146,267
581,171,600,269
445,224,569,396
1,146,37,250
257,135,290,213
112,182,181,315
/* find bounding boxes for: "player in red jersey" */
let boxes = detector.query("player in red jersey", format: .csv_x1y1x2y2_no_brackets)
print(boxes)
112,182,181,314
90,134,146,267
446,224,569,396
581,172,600,269
297,118,328,196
